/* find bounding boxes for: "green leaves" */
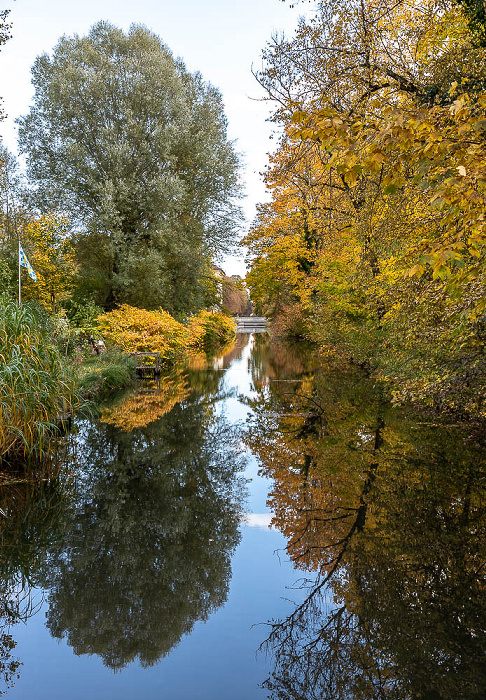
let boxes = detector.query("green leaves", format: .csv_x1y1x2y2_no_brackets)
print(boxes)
18,22,242,313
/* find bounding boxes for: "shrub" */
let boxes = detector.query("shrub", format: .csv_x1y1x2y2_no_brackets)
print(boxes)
187,310,236,352
95,305,189,363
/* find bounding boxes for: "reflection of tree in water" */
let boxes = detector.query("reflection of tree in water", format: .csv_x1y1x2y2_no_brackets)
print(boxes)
249,334,315,390
41,389,246,670
247,354,486,700
100,371,190,431
0,474,70,694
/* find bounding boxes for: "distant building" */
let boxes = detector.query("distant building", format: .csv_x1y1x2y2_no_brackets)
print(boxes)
211,265,251,315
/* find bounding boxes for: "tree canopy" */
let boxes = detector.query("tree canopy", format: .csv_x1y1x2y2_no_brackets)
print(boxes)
18,22,242,315
245,0,486,416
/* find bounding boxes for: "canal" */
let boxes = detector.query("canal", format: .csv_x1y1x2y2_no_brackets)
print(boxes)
0,332,484,698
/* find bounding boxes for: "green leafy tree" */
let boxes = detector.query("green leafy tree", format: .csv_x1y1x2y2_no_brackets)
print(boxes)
18,22,242,315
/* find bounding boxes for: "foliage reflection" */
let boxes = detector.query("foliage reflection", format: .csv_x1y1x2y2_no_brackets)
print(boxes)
247,338,486,700
41,373,246,670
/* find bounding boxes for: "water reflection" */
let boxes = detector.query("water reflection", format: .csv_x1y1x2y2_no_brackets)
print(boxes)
1,334,485,697
0,475,71,694
40,371,246,670
247,340,486,700
100,372,190,431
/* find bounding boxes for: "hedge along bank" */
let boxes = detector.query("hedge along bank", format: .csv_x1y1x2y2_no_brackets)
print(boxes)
95,305,236,364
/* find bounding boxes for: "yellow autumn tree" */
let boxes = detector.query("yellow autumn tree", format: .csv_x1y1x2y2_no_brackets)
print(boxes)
249,0,486,414
21,213,76,309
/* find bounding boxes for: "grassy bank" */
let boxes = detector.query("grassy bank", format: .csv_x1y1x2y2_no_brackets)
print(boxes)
0,299,80,463
76,348,136,401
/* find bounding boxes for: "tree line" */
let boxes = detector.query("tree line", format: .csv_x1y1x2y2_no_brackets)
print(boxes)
245,0,486,418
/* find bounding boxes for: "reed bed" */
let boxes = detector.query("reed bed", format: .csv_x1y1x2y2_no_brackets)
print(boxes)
0,299,79,462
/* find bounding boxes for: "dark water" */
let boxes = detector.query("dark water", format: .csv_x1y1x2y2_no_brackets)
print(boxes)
0,334,485,699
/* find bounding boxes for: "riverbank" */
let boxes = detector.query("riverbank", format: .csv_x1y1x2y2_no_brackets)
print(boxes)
0,297,237,463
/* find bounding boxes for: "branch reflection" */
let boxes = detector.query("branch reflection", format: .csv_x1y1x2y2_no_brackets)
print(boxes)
247,341,486,700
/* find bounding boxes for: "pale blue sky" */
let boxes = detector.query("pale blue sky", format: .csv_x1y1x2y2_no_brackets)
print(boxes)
0,0,309,274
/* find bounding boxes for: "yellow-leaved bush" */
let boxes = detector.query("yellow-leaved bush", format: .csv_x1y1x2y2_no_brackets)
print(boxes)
95,306,236,365
95,305,189,363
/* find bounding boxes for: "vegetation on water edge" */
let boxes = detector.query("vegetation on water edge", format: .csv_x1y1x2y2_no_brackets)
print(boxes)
0,18,245,464
76,349,136,401
95,305,236,361
187,310,236,352
0,299,79,462
245,0,486,419
0,294,238,462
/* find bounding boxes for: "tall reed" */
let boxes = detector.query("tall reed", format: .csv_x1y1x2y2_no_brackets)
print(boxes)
0,298,78,462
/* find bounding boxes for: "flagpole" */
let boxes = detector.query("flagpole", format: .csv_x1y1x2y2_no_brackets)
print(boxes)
18,240,20,305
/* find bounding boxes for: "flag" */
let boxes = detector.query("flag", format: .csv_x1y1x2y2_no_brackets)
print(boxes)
19,242,37,282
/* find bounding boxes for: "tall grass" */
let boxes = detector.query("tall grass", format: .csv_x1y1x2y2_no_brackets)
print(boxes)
0,298,79,462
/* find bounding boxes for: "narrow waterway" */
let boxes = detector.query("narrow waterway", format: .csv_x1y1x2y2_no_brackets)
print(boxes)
0,334,315,699
0,333,485,699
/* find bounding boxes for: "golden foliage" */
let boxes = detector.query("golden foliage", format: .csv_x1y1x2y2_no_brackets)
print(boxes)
100,374,190,431
21,213,76,309
247,0,486,413
186,311,236,351
96,305,189,362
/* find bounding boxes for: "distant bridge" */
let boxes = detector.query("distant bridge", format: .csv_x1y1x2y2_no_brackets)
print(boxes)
235,316,267,333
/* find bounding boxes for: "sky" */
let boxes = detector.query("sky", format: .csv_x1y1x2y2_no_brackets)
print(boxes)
0,0,310,275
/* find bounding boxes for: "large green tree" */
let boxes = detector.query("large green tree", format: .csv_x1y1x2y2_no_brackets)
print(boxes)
18,22,242,314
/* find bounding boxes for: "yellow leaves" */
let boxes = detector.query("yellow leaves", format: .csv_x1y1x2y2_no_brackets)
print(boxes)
95,307,235,366
186,311,236,351
96,305,189,361
408,264,425,278
21,212,76,308
449,81,459,97
449,96,467,116
290,110,308,124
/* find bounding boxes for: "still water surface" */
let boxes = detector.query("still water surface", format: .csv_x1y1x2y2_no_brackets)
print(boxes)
0,333,485,699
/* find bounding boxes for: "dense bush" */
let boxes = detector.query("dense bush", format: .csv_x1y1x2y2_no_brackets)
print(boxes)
96,305,236,361
95,305,189,363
